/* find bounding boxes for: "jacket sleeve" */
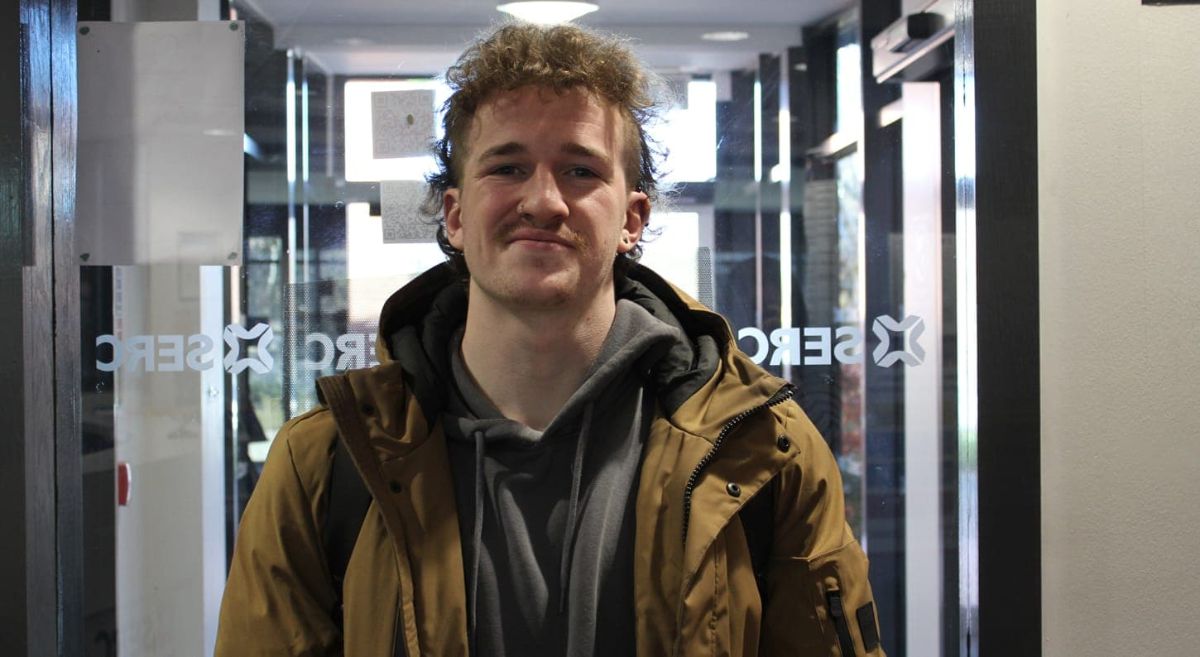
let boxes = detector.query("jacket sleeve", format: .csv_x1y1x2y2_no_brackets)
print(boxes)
760,402,886,657
215,411,341,657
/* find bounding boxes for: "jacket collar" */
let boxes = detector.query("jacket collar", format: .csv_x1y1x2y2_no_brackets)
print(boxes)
369,262,785,440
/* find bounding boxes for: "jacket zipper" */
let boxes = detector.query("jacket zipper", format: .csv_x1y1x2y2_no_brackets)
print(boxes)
827,589,857,656
680,383,795,545
391,596,408,657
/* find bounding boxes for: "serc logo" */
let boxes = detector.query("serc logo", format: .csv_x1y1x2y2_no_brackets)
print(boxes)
737,314,925,368
223,323,274,375
872,314,925,368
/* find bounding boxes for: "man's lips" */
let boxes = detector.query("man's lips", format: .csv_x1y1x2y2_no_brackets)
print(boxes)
505,229,576,249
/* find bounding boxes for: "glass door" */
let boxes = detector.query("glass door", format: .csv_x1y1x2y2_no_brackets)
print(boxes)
67,1,974,655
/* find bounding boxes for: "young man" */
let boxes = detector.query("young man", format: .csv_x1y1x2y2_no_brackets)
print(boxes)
217,23,884,657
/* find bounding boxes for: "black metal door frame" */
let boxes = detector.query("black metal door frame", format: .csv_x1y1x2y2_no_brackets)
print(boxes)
1,0,79,654
954,1,1042,656
1,1,1040,655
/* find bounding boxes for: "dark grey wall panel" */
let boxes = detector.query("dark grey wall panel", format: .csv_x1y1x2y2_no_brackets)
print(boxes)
0,0,58,654
52,0,83,653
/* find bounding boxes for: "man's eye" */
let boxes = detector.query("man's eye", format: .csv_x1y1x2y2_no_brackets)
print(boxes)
490,164,521,176
566,166,597,178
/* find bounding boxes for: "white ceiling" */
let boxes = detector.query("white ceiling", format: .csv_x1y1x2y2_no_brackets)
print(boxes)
235,0,852,76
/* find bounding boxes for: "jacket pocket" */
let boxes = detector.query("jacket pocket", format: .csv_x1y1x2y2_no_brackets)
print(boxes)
804,540,883,657
760,539,885,656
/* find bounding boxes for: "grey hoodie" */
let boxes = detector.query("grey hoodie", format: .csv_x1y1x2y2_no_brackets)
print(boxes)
442,299,683,657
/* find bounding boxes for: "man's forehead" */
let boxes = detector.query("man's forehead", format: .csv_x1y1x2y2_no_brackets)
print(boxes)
471,86,619,131
482,84,605,111
460,85,626,158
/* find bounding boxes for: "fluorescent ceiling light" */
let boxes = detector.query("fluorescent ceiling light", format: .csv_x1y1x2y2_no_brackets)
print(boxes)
701,31,750,42
497,1,599,25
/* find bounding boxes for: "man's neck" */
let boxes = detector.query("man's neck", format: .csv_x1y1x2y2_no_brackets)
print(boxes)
458,283,617,431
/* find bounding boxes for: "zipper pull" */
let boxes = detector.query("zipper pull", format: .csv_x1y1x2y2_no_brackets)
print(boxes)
826,589,858,656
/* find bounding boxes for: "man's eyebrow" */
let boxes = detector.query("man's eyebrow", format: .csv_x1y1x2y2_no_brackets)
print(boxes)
476,142,527,160
561,142,609,162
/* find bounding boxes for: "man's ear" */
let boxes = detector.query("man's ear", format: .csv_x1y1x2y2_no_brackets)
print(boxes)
443,188,464,250
618,190,650,254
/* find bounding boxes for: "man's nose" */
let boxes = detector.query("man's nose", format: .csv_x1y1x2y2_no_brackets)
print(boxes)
519,169,569,226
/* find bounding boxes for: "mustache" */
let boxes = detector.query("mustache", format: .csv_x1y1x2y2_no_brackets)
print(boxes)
497,222,589,250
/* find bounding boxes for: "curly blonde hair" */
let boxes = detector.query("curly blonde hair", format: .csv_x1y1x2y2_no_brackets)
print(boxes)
425,22,665,274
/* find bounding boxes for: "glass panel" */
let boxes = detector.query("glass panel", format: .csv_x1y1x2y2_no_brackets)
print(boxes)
74,4,967,656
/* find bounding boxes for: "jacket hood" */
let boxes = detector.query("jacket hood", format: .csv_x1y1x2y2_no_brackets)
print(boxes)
373,262,786,439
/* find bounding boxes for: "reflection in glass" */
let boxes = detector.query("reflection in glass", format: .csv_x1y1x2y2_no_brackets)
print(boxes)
836,150,866,538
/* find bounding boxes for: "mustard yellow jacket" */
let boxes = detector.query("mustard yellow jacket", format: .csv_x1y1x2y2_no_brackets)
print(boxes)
216,265,885,657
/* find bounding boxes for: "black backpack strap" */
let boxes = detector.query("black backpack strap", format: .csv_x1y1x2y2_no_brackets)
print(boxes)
317,374,409,657
740,476,776,606
322,432,372,628
316,376,376,635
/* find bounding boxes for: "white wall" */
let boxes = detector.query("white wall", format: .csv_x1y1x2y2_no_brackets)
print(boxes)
1038,2,1200,655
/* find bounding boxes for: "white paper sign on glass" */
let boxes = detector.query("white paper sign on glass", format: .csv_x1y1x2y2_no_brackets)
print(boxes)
380,180,432,243
371,90,435,160
76,21,245,265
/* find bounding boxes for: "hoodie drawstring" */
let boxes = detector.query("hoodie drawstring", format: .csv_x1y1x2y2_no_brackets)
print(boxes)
558,401,594,614
469,429,485,656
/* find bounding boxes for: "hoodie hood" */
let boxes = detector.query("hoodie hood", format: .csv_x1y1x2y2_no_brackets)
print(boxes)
377,262,731,426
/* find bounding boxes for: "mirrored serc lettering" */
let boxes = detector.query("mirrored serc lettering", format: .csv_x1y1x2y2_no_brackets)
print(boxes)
94,324,380,374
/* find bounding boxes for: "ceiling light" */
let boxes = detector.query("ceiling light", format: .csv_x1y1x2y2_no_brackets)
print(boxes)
497,2,599,25
701,31,750,42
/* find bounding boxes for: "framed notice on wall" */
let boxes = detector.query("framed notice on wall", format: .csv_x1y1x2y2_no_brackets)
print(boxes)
76,21,245,266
